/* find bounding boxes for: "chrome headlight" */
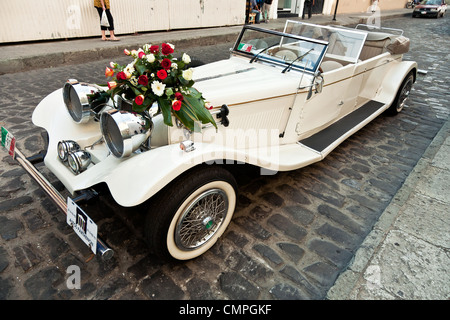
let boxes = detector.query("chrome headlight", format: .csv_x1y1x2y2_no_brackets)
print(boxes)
67,150,92,174
63,80,110,123
57,140,80,162
100,109,152,158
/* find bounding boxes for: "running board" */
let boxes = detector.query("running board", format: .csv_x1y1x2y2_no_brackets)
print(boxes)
299,100,385,154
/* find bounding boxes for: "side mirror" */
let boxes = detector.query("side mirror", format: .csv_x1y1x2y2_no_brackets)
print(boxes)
314,72,324,94
307,72,324,100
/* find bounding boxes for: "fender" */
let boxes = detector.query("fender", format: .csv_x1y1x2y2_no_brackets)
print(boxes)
377,60,418,106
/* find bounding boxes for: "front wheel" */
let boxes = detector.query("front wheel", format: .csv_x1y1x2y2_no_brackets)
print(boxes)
386,73,414,116
144,166,238,260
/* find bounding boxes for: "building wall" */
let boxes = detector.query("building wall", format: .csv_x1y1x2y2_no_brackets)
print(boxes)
0,0,246,43
324,0,409,15
0,0,409,43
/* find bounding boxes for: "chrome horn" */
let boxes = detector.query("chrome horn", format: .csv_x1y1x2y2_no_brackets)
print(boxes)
100,109,153,158
63,79,111,123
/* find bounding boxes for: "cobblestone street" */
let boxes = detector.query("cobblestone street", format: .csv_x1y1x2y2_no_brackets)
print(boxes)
0,15,449,300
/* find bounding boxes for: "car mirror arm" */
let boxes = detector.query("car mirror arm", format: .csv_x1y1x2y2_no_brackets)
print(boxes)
299,71,323,100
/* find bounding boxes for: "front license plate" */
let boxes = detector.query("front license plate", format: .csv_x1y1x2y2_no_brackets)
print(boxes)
421,11,426,14
67,198,98,254
1,126,16,157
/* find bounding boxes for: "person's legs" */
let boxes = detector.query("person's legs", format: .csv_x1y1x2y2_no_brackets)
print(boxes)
252,9,260,23
263,3,271,22
96,7,108,40
104,9,119,40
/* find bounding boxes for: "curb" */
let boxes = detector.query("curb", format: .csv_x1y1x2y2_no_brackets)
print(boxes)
326,118,450,299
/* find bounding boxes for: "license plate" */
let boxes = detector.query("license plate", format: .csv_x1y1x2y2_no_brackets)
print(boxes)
67,198,98,254
1,127,16,157
421,11,426,14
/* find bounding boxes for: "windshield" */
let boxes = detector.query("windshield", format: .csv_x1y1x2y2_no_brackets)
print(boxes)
233,26,328,74
284,21,367,63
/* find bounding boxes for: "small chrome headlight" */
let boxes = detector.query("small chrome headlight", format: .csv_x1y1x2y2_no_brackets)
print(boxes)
67,150,92,174
100,109,152,158
57,140,80,162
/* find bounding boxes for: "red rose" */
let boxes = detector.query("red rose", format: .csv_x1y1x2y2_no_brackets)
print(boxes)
138,75,148,86
157,69,167,80
149,45,159,54
161,58,172,70
117,71,127,81
174,92,184,101
161,43,174,55
172,100,182,111
138,51,146,59
135,94,144,106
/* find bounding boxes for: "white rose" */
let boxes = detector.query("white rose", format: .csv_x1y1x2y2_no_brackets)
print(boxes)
182,53,191,64
182,68,194,81
146,54,155,63
151,81,166,96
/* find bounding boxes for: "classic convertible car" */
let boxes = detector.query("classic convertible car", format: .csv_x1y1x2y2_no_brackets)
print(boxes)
2,21,417,261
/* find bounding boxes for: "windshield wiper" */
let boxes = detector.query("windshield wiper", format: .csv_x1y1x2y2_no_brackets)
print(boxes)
282,49,313,73
250,43,279,63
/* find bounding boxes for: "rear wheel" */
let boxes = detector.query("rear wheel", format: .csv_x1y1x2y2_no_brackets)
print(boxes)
144,165,237,260
386,73,414,116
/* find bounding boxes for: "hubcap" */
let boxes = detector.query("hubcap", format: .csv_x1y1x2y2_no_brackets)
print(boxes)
175,189,228,251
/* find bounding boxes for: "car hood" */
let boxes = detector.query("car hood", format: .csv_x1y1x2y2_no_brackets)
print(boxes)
192,56,305,107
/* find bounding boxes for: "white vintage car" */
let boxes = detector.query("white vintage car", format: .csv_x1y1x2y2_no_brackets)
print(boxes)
5,21,417,261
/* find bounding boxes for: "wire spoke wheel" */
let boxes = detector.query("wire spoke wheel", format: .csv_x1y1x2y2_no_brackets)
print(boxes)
145,166,237,260
175,189,228,251
397,77,413,112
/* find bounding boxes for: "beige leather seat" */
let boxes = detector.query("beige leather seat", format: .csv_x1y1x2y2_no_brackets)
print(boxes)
320,60,343,72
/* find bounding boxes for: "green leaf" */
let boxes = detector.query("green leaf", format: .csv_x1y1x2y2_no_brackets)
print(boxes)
157,98,173,127
135,60,147,75
130,85,142,96
184,92,217,129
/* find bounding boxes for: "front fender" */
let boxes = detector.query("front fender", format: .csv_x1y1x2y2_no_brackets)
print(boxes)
377,60,417,106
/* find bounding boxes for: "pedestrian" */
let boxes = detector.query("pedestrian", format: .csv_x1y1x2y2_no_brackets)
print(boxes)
94,0,120,41
262,0,273,23
302,0,314,19
250,0,261,24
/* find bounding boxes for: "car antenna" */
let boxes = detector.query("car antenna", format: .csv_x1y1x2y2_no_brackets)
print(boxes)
250,43,279,63
282,48,313,73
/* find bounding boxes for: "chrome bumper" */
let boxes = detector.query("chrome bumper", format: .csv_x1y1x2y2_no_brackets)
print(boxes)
13,147,114,260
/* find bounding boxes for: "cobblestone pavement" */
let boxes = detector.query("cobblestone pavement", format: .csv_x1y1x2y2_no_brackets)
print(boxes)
0,16,449,300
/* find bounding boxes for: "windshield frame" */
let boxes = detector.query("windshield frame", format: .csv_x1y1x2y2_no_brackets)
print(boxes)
232,25,329,75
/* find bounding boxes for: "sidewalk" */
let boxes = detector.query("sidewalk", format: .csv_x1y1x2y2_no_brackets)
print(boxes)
327,119,450,300
2,8,448,300
0,9,411,75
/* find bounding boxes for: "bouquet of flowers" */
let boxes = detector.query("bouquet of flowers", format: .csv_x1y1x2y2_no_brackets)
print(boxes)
105,43,216,132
